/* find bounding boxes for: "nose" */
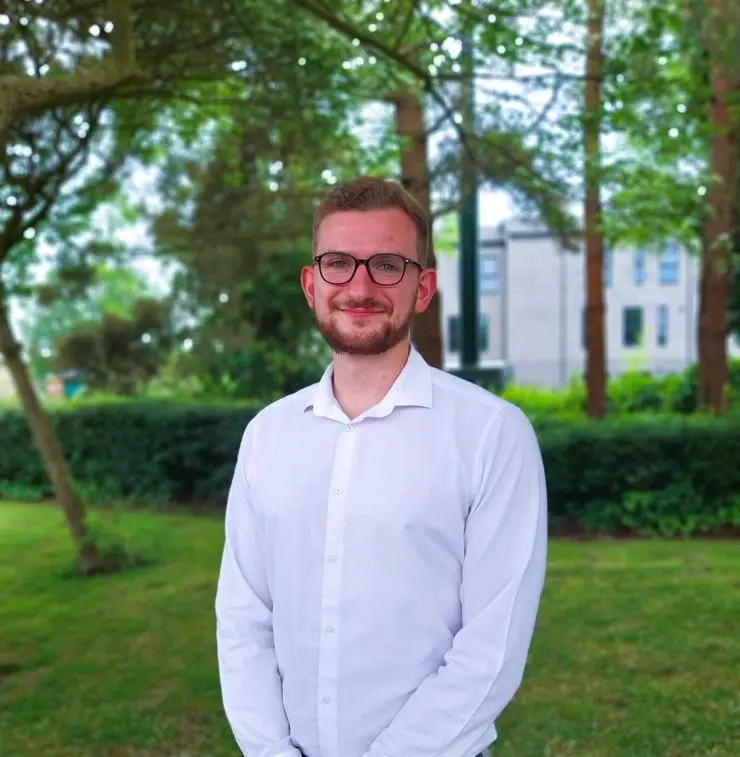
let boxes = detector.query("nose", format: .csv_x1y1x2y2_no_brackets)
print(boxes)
344,261,377,297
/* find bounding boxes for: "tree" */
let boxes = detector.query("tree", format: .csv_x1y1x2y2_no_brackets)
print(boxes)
602,0,740,414
0,0,396,570
20,261,153,376
386,90,443,367
0,0,143,574
295,1,580,366
0,0,141,144
696,0,740,414
54,295,174,394
148,91,395,398
583,0,607,418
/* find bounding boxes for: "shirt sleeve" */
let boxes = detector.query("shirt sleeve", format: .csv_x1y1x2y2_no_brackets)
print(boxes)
363,403,548,757
215,416,302,757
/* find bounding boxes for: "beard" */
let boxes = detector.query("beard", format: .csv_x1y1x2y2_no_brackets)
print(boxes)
315,297,415,356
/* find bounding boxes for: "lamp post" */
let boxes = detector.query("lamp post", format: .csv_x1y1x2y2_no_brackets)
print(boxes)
458,27,479,370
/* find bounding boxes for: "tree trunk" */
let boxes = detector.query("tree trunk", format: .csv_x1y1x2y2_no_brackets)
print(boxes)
388,90,443,368
0,287,106,574
388,92,442,368
583,0,606,418
697,25,739,415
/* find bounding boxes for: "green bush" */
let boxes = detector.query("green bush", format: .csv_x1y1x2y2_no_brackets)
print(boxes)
501,359,740,418
0,399,259,506
540,414,740,536
501,377,585,419
2,399,740,537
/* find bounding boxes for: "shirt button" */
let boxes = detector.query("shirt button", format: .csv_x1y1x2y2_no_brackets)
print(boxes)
323,696,331,704
334,488,343,495
325,625,335,633
327,555,337,562
345,424,353,432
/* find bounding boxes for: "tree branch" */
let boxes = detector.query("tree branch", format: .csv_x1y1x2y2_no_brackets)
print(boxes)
431,201,458,221
0,0,144,146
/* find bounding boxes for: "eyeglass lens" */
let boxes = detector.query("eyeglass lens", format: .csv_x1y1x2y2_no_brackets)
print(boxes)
320,253,406,285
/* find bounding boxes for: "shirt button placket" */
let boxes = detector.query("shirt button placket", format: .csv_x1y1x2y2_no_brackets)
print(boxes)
316,423,355,757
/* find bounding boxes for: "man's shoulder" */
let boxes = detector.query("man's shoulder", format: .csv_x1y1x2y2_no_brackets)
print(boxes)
427,366,537,436
428,366,513,413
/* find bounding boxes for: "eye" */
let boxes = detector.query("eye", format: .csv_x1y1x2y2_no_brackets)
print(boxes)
325,254,351,268
372,255,403,273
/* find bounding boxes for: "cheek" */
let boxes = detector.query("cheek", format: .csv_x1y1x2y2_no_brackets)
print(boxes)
319,288,346,313
392,284,418,310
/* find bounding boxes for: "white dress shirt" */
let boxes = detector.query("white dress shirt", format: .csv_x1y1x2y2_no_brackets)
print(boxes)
215,346,548,757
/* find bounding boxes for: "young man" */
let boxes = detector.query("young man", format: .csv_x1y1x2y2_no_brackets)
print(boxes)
215,176,548,757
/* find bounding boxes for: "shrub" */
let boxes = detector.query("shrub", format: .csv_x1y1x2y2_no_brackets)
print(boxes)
2,399,740,537
0,399,259,506
501,378,584,419
539,414,740,536
500,359,740,418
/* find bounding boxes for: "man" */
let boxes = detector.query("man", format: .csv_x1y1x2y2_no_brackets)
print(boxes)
215,176,548,757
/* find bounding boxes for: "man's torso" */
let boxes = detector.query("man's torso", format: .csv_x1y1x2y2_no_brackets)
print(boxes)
243,357,509,757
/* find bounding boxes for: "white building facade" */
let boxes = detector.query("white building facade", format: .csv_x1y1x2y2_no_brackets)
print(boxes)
437,218,740,388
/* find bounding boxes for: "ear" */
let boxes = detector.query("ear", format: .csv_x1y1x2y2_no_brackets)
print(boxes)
301,264,316,309
414,267,437,314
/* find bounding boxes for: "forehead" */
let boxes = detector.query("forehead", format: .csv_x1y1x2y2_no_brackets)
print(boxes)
316,208,419,259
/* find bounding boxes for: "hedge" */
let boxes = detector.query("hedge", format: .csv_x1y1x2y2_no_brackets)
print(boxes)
2,400,740,537
0,400,259,507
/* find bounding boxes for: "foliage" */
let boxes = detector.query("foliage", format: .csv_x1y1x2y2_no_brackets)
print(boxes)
501,375,586,420
2,397,740,538
600,0,710,252
53,295,176,394
144,46,393,399
0,0,399,297
291,0,581,244
18,262,157,379
501,359,740,418
1,0,400,405
540,412,740,536
598,0,740,363
0,399,259,505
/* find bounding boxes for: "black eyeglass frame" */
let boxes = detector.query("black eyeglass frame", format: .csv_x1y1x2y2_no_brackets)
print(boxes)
313,252,423,287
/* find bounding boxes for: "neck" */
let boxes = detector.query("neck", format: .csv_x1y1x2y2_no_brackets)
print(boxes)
331,339,411,420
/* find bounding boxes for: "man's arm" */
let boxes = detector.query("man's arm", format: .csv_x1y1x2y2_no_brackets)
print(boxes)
215,417,301,757
364,403,548,757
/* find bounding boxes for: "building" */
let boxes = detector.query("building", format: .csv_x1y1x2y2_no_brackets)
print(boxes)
437,218,740,388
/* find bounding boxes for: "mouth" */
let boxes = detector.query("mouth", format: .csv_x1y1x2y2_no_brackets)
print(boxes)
338,307,385,317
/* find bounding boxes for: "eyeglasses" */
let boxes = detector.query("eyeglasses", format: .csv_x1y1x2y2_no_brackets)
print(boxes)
313,252,422,286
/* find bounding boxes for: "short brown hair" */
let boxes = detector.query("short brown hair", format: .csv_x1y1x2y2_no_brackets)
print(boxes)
313,175,430,265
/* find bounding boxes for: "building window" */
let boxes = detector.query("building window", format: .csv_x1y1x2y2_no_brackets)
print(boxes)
659,241,679,284
447,314,489,353
603,246,612,287
479,255,499,294
634,248,645,285
623,306,643,347
657,305,669,346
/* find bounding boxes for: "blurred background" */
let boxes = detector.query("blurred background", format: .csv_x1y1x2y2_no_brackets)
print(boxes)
1,1,739,755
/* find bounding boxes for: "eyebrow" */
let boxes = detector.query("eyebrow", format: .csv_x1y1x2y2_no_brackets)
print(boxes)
320,250,405,257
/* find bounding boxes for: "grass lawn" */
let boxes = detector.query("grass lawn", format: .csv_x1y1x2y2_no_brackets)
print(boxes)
1,502,739,757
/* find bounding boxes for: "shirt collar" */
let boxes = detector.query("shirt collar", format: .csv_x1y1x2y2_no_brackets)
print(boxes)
304,345,433,421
